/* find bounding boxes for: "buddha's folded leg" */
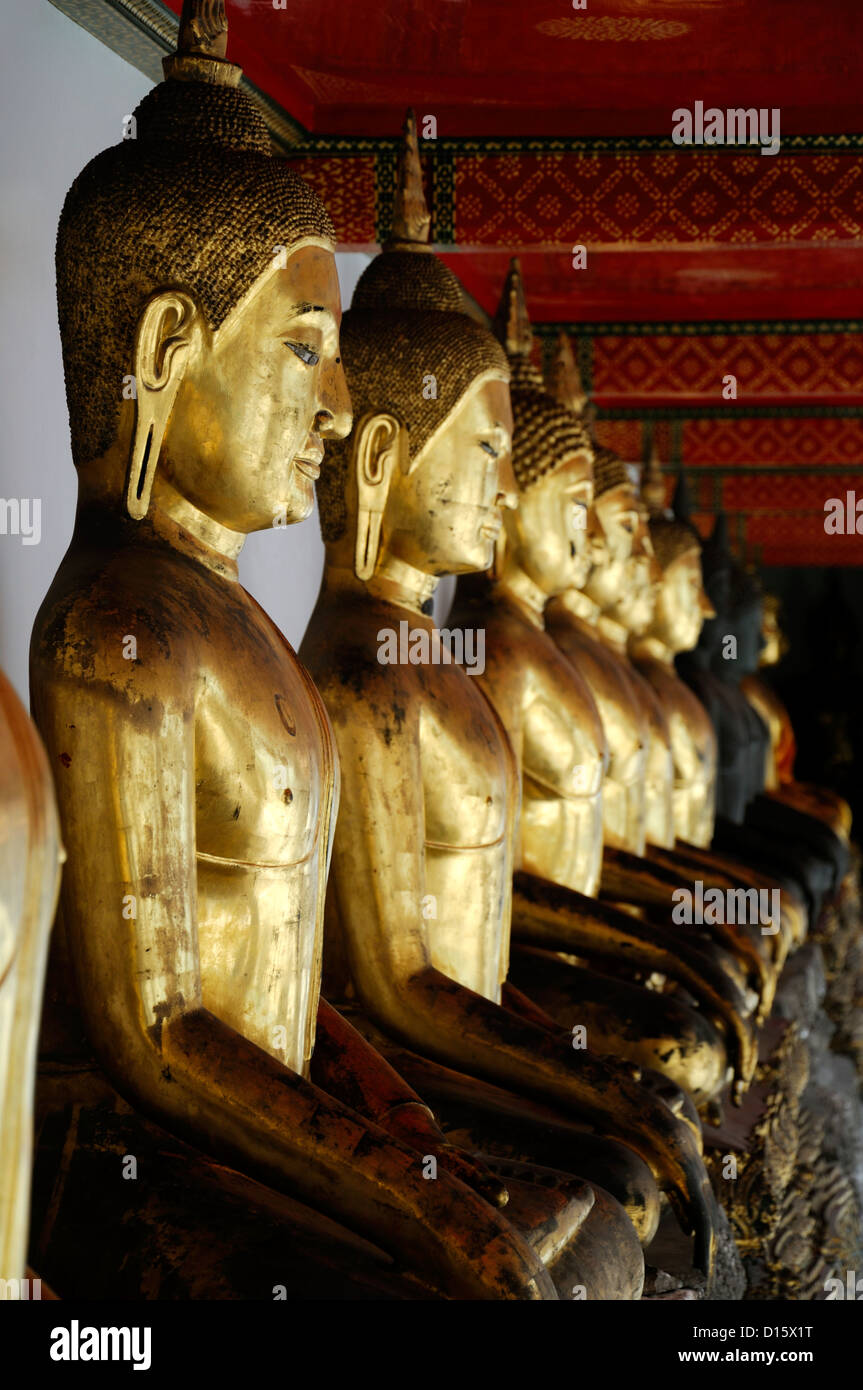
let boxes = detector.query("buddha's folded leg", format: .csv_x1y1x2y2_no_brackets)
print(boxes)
30,1094,439,1301
507,944,729,1110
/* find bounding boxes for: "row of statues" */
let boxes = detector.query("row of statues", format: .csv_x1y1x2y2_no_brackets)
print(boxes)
3,0,860,1299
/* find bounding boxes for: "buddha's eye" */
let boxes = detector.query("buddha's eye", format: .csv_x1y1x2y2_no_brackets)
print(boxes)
479,440,499,458
285,341,320,366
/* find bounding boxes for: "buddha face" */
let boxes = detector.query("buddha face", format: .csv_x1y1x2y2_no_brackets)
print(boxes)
759,603,783,667
583,481,655,623
161,244,351,532
617,500,661,636
384,377,517,576
649,548,715,654
505,450,595,597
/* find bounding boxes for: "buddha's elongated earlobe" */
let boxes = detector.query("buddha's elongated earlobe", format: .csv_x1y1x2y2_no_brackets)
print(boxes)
354,413,402,581
126,292,196,521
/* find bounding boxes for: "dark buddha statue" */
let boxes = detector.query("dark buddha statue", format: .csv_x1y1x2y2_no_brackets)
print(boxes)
678,517,846,921
676,512,764,824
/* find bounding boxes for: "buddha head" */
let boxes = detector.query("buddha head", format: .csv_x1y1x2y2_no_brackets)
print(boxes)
689,511,763,680
316,113,515,582
57,0,350,538
544,339,658,632
582,447,659,635
759,594,788,668
489,274,595,600
645,462,715,655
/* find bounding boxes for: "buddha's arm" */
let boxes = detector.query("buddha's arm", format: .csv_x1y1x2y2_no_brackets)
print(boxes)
602,844,773,1001
516,697,757,1080
311,997,508,1206
327,702,717,1274
652,840,795,967
511,871,757,1092
33,677,550,1301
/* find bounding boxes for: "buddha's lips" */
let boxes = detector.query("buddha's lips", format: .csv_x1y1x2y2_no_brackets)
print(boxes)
295,457,321,480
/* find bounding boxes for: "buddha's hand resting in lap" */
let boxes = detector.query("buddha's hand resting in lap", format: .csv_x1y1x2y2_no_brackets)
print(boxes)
379,1100,510,1209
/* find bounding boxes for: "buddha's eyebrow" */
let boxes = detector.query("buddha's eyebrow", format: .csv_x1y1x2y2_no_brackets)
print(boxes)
285,303,333,320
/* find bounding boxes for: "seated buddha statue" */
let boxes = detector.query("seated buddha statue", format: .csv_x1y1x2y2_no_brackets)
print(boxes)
447,264,757,1108
742,596,852,841
629,466,863,1293
743,598,794,787
740,605,863,1080
677,517,770,817
28,3,558,1303
538,362,777,1018
301,114,722,1285
677,516,844,922
628,452,717,851
0,668,63,1294
627,459,804,959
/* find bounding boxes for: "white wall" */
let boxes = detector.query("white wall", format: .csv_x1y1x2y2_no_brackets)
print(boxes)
0,0,371,705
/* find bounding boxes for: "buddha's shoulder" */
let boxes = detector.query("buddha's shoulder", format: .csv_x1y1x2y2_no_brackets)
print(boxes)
555,622,621,690
30,545,211,689
301,606,420,719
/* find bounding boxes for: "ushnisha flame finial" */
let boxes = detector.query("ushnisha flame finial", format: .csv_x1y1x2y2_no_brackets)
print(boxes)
178,0,228,58
546,331,588,416
492,257,534,359
385,109,432,251
641,440,667,519
165,0,239,85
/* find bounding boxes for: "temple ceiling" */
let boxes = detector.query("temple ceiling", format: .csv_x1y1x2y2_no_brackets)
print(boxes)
54,0,863,565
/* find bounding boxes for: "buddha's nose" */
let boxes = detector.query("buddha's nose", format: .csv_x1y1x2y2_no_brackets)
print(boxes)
648,552,662,586
699,588,716,619
318,356,353,441
588,512,607,563
586,506,604,560
497,451,519,510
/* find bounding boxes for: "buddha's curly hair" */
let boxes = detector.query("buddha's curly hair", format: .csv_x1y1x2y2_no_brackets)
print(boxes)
649,515,703,570
592,445,630,496
316,250,508,543
57,77,334,466
509,387,592,490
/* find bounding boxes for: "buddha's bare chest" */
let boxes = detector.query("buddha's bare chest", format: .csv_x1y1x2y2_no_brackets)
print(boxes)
557,627,643,760
647,665,715,764
419,670,510,851
194,620,328,870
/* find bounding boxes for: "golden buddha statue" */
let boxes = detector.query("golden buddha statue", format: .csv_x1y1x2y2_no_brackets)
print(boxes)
626,471,805,961
742,596,852,840
743,596,795,791
642,474,806,981
741,597,861,1082
448,267,757,1110
302,117,722,1287
628,452,717,850
0,669,63,1294
28,3,557,1302
542,354,791,1007
630,464,863,1295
